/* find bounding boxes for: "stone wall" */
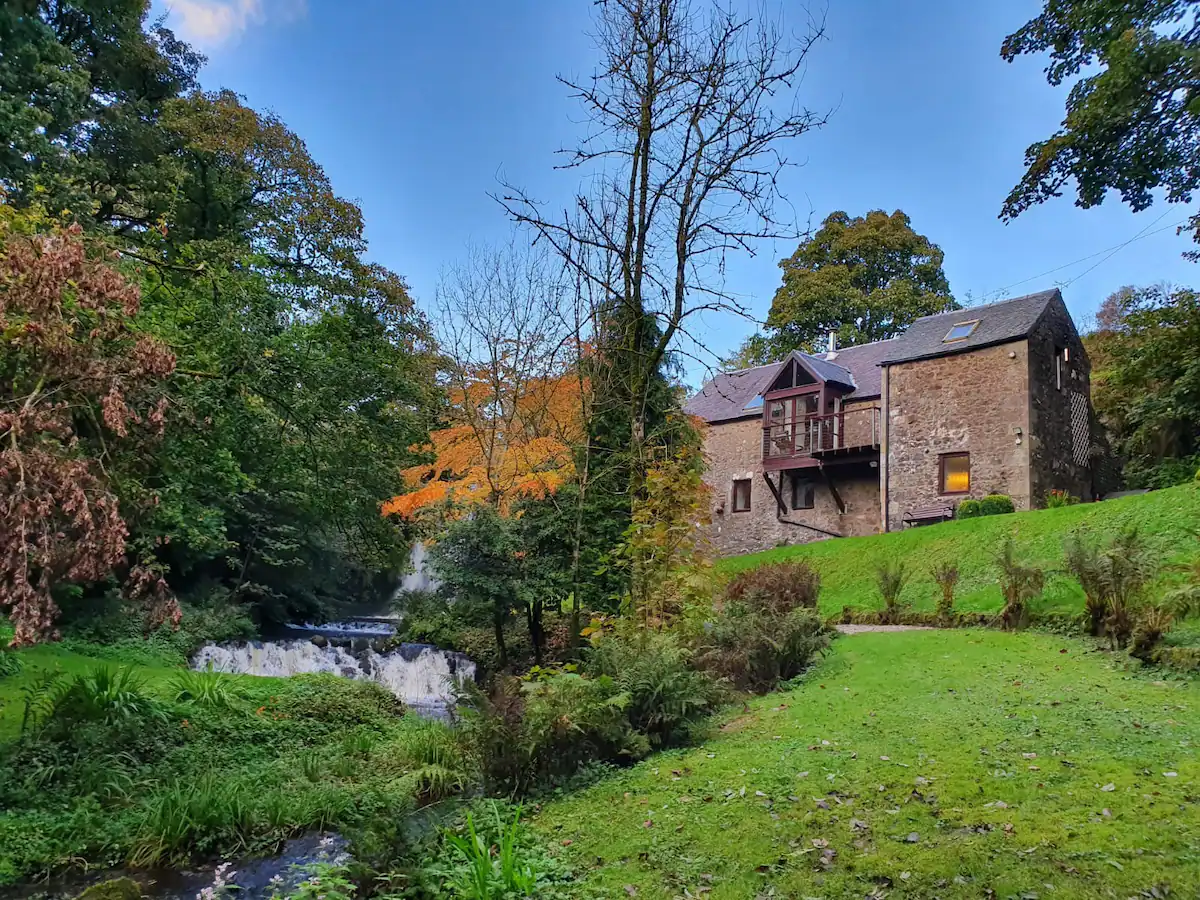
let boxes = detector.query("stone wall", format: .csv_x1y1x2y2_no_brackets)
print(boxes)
702,416,880,556
884,341,1031,531
1026,298,1094,503
840,398,881,448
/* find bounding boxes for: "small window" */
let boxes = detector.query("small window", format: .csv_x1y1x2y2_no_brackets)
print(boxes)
940,452,970,494
1055,345,1066,391
791,475,815,510
731,479,752,512
942,320,980,342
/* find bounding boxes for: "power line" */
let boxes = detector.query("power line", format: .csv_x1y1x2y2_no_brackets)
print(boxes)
1060,209,1174,289
979,213,1190,301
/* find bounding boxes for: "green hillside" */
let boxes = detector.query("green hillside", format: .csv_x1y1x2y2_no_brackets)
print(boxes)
716,483,1200,618
532,629,1200,900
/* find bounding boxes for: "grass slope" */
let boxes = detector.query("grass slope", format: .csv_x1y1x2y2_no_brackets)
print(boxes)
533,630,1199,900
717,483,1200,617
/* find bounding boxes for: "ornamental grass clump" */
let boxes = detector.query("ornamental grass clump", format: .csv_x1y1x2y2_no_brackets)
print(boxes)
996,539,1043,631
1064,528,1156,648
876,560,909,625
931,562,959,622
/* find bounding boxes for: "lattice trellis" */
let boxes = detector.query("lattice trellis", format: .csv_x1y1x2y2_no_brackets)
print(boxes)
1070,391,1090,467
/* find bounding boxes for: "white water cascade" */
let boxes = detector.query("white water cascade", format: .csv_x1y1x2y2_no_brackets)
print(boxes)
191,637,476,714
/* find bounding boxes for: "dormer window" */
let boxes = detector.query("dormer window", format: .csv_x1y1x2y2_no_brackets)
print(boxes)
943,320,980,342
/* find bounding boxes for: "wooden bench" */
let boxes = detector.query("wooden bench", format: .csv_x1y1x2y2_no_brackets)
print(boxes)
902,504,955,527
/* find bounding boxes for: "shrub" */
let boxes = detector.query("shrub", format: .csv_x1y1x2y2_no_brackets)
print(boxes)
586,628,719,748
956,499,983,519
1044,489,1081,508
996,539,1043,631
979,494,1016,516
170,671,246,710
0,650,21,678
875,560,909,624
394,721,470,803
723,560,820,614
1129,606,1174,662
443,803,536,899
420,802,574,900
1063,528,1156,647
693,602,829,693
930,563,959,621
131,775,257,866
273,675,403,732
48,667,167,731
457,672,642,794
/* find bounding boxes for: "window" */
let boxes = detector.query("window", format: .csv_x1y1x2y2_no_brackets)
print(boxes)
790,475,815,510
731,479,752,512
1055,345,1068,390
942,320,980,342
939,452,970,494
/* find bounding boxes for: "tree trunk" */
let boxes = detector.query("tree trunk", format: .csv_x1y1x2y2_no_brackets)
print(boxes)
493,602,508,669
527,598,544,666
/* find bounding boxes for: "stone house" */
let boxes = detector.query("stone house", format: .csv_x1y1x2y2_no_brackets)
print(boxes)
684,289,1097,556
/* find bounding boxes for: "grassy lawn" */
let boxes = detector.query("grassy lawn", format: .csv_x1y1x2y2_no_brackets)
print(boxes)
0,622,278,743
533,629,1199,900
716,483,1200,618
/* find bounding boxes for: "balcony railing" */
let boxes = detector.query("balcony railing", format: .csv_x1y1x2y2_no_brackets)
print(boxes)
762,407,881,461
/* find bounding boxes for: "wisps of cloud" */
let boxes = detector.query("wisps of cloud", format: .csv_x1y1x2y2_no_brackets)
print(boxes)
166,0,305,49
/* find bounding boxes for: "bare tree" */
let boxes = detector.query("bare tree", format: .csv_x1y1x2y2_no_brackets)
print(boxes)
499,0,828,475
434,240,573,508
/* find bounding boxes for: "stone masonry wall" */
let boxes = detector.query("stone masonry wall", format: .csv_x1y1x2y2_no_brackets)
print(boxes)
702,416,880,557
884,341,1031,531
840,398,882,448
1026,299,1094,503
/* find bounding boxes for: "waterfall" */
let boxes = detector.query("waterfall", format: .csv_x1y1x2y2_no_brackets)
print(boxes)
192,638,476,714
397,541,439,595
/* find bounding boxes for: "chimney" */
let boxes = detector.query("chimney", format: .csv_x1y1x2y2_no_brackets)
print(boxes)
827,331,837,355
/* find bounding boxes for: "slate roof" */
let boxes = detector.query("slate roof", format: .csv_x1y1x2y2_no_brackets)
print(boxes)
685,290,1065,424
793,350,855,389
821,339,895,399
877,289,1059,366
683,362,779,424
684,341,894,423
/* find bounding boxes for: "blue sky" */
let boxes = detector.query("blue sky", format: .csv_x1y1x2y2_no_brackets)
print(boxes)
162,0,1198,383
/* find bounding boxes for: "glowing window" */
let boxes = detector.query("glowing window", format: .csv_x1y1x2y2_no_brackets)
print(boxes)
940,453,970,494
943,320,980,342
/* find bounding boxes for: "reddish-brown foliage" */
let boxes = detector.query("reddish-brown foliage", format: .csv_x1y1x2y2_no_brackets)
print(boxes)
0,219,177,644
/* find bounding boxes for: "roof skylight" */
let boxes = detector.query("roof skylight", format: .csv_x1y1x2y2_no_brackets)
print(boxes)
942,320,980,342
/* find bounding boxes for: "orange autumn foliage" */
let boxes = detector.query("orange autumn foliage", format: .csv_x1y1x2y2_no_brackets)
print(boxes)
382,369,586,519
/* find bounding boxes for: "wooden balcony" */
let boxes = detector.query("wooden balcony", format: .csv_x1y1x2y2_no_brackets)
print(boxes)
762,407,880,470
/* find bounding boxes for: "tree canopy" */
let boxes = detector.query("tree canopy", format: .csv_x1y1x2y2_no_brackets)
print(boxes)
1000,0,1200,250
730,210,955,366
0,0,440,637
1086,284,1200,487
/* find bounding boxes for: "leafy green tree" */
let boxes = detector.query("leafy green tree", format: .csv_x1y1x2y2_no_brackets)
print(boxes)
1086,284,1200,487
1000,0,1200,250
428,506,523,668
746,210,955,363
0,0,201,219
2,3,442,628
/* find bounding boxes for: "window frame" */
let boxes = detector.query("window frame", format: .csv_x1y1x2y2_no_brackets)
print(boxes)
790,474,815,510
942,320,980,343
731,478,752,513
939,452,971,496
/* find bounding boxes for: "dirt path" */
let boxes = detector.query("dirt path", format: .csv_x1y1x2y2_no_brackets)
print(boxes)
835,623,934,634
